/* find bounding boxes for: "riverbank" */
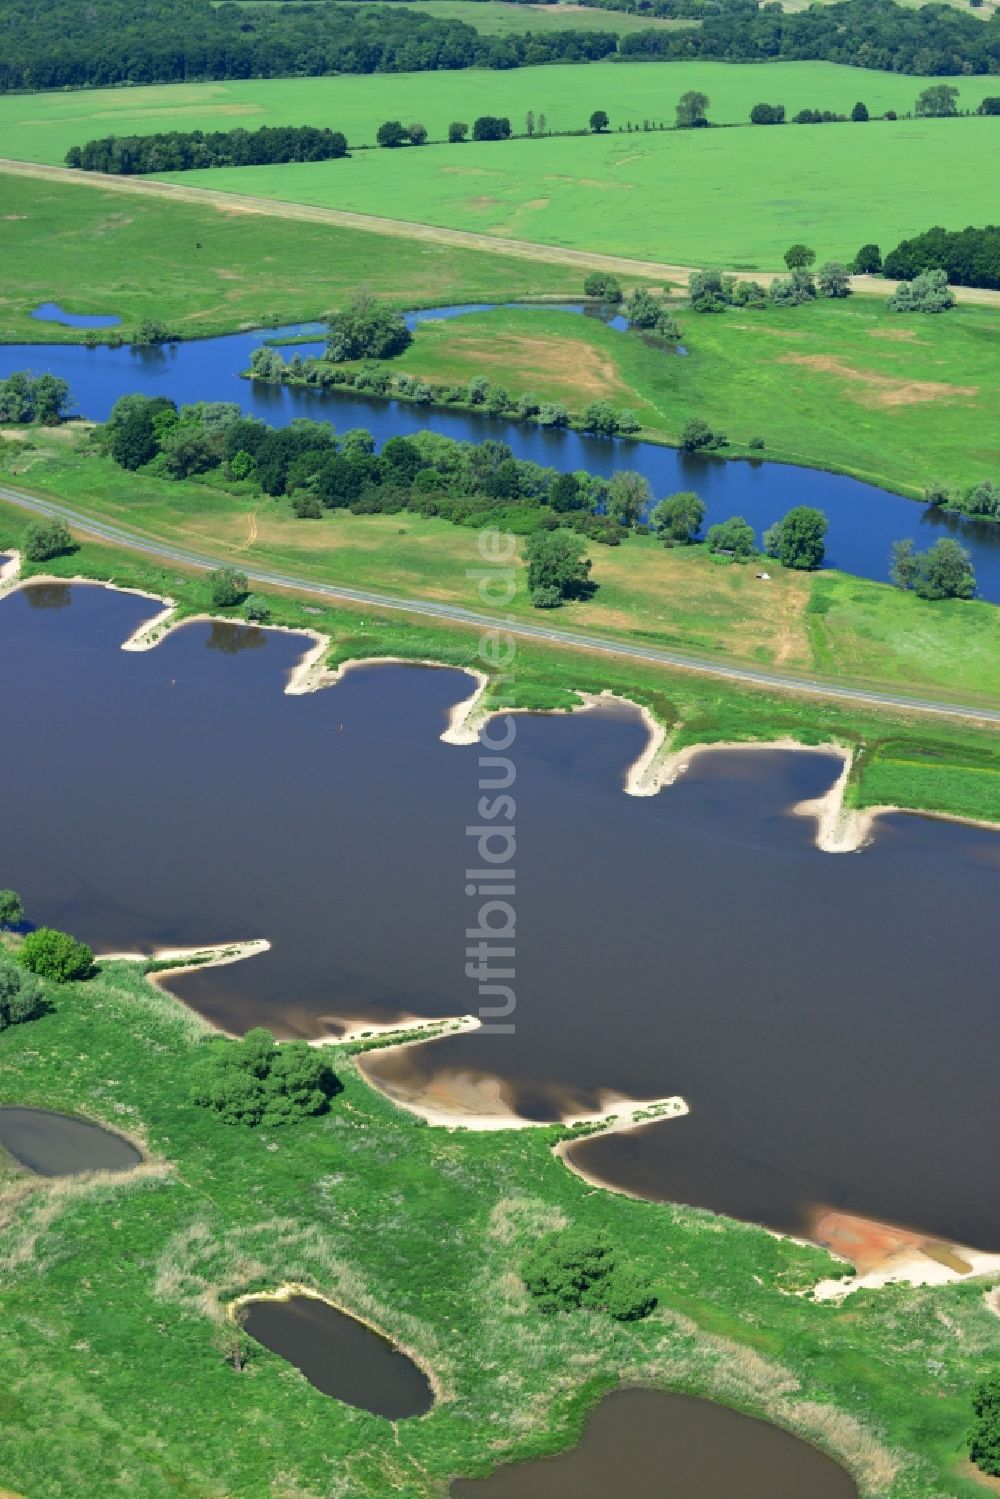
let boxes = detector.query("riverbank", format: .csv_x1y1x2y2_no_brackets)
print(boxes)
0,942,996,1497
2,513,1000,832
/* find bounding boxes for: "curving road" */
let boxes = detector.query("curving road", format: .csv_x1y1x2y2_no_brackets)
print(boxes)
2,478,1000,726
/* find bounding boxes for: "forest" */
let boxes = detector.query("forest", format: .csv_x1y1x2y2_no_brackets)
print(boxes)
883,224,1000,289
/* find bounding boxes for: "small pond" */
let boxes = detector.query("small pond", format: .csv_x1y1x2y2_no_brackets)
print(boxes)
241,1293,434,1419
31,303,122,329
0,1105,142,1176
451,1387,858,1499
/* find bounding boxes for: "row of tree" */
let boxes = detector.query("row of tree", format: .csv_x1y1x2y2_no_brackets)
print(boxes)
0,372,71,425
65,126,348,175
752,85,999,125
883,225,1000,290
0,0,619,93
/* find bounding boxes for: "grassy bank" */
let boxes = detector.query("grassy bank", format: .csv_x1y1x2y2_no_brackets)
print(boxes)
366,300,999,494
2,455,1000,826
0,172,595,343
0,64,990,165
0,946,998,1498
161,114,996,270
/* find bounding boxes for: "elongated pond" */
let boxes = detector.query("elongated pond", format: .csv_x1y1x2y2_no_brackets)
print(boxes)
3,311,1000,598
241,1294,434,1418
0,1105,141,1176
0,584,997,1246
451,1387,857,1499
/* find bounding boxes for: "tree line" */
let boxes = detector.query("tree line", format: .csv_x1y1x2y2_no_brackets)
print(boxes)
0,0,617,93
615,0,1000,76
65,126,348,175
883,224,1000,291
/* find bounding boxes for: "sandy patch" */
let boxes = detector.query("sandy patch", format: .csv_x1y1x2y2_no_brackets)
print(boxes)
777,352,978,408
811,1209,1000,1300
958,1461,1000,1496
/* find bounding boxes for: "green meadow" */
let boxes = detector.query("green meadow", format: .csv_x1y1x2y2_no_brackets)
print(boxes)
380,0,697,33
0,172,589,341
0,62,990,164
162,114,995,270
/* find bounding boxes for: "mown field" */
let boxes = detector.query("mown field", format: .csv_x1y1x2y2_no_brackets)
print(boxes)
6,426,1000,714
160,114,994,270
0,172,597,342
380,300,1000,494
0,62,990,164
1,935,998,1499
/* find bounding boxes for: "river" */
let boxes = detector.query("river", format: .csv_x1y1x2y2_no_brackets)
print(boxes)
1,581,997,1249
3,306,1000,599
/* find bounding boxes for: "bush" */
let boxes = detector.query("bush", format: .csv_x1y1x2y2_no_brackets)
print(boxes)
583,271,622,304
243,594,271,622
769,269,816,306
448,120,468,142
853,242,883,275
209,567,248,608
23,518,73,562
680,417,725,452
376,119,408,148
706,515,756,560
191,1028,341,1127
851,100,869,121
750,102,785,124
472,115,511,142
521,1227,656,1322
890,537,976,598
326,294,412,361
817,261,852,298
688,269,732,313
581,400,620,436
0,889,24,928
886,268,955,313
970,1373,1000,1476
0,958,44,1030
18,927,93,982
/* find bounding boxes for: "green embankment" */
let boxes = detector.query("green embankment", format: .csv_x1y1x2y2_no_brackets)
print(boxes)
0,173,592,343
0,64,990,164
369,301,1000,495
2,461,1000,825
0,948,998,1497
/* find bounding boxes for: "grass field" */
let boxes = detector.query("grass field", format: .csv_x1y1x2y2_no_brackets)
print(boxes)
6,426,1000,713
0,63,991,164
1,938,997,1498
381,299,1000,493
378,0,698,32
0,173,596,341
159,114,997,270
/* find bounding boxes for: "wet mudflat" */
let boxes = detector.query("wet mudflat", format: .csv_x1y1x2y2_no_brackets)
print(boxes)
241,1295,433,1419
450,1387,857,1499
0,583,997,1244
0,1106,141,1176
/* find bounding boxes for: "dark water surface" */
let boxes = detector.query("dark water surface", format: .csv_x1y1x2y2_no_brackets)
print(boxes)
0,1106,141,1176
242,1294,433,1418
450,1387,857,1499
3,312,1000,598
0,584,997,1243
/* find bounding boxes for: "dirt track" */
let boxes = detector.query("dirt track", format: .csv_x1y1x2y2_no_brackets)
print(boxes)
4,156,999,307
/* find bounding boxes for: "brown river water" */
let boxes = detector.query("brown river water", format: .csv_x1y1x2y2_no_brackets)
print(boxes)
1,583,997,1248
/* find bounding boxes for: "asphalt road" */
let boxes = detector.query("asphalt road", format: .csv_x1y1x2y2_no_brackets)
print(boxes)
3,478,1000,726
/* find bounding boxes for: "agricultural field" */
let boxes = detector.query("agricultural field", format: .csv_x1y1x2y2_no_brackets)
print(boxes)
159,114,995,271
363,0,698,33
0,62,991,164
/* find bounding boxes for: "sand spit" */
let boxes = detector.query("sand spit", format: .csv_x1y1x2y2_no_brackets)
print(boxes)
308,1012,481,1048
97,938,269,972
810,1210,1000,1300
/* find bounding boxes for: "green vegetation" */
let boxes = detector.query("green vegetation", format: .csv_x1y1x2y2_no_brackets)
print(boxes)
0,371,71,424
18,927,93,982
0,935,997,1495
326,294,412,360
0,957,43,1031
970,1372,1000,1477
0,890,24,929
0,63,990,167
890,537,977,600
524,529,593,607
355,0,694,35
208,566,248,607
352,301,999,495
190,1027,340,1126
887,267,956,312
764,506,828,571
22,517,72,561
521,1226,657,1321
66,124,349,175
0,173,589,344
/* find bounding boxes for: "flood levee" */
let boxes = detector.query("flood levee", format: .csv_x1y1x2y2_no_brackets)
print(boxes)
450,1387,858,1499
241,1294,434,1419
0,1106,141,1176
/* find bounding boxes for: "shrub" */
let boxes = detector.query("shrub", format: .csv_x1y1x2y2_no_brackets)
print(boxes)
191,1028,341,1127
750,102,785,124
680,417,725,451
706,515,756,560
538,403,569,428
851,100,869,121
326,294,412,361
0,958,44,1030
0,889,24,928
448,120,468,142
748,436,766,451
581,400,620,436
886,268,955,312
18,927,93,982
521,1227,656,1322
209,567,249,608
376,119,408,148
472,115,511,141
688,269,733,313
23,518,73,562
583,271,622,304
970,1372,1000,1476
769,269,816,306
243,594,271,622
853,242,883,275
817,261,852,298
